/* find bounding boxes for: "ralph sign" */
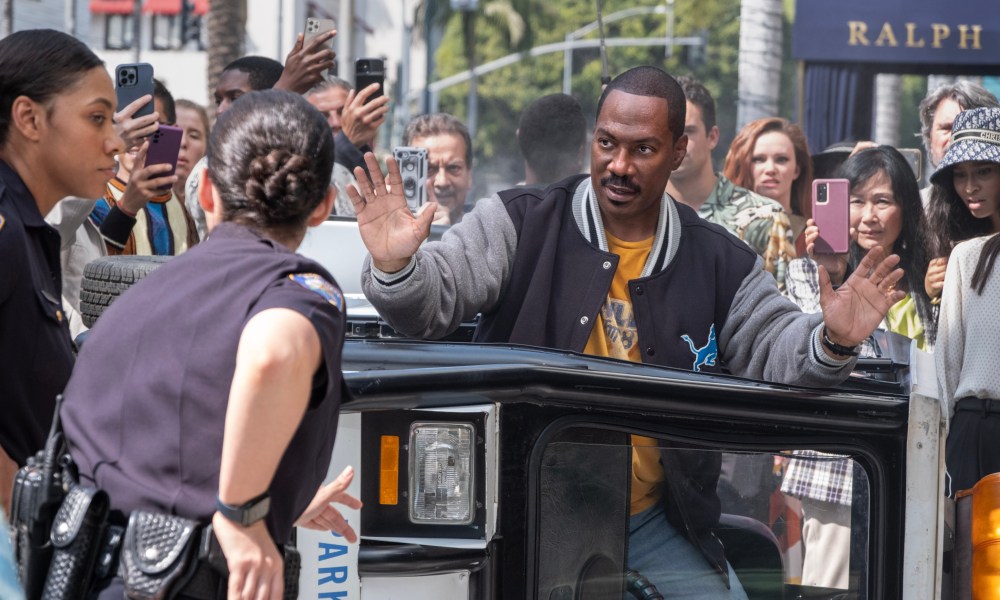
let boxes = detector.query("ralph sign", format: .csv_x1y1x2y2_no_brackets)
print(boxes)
793,0,999,65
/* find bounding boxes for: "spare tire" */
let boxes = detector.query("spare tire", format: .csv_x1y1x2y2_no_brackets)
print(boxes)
80,255,171,327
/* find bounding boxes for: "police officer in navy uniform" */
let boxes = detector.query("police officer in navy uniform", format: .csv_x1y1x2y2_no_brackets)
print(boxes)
0,30,125,510
61,90,360,600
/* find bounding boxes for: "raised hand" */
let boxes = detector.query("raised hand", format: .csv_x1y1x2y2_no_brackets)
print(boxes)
114,94,159,152
924,256,948,300
117,140,178,214
818,245,906,348
348,152,437,273
294,466,363,542
341,83,390,148
274,31,336,94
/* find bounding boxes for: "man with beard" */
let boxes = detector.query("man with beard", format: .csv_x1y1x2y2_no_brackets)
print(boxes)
353,66,905,598
402,113,473,225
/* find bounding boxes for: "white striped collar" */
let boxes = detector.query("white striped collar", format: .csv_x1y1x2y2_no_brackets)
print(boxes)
572,178,681,276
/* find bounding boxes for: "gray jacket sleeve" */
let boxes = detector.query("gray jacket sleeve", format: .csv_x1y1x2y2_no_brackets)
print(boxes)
46,197,98,251
361,195,518,339
719,256,856,387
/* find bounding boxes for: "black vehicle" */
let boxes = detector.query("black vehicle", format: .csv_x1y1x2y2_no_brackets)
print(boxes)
296,328,947,600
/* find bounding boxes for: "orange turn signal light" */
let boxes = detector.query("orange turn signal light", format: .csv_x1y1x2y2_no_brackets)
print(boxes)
970,473,1000,599
379,435,399,505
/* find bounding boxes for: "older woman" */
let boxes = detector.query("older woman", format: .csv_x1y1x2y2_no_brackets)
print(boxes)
786,146,934,348
62,90,358,599
781,146,933,589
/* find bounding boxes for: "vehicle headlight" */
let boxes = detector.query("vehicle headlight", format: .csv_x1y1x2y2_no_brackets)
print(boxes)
408,422,475,524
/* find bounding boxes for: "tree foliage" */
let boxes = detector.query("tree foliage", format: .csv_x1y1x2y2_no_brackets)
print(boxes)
432,0,754,193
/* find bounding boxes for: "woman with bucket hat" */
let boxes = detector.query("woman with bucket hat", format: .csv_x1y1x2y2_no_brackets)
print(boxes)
925,107,1000,310
928,106,1000,494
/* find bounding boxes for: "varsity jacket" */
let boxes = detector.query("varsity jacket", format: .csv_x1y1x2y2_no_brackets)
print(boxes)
362,174,855,579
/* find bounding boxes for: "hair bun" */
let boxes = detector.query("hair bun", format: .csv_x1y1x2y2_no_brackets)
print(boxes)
244,149,318,223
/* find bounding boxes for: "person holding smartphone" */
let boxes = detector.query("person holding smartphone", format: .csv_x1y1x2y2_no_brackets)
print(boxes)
62,90,358,600
0,29,124,511
89,79,198,256
785,146,934,348
306,77,389,173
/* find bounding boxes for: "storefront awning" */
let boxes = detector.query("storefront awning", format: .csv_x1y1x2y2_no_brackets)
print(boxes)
192,0,208,16
89,0,134,15
143,0,182,15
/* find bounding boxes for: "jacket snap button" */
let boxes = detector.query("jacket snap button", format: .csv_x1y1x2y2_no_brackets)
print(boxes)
580,316,589,325
635,286,644,295
646,346,655,356
603,261,612,270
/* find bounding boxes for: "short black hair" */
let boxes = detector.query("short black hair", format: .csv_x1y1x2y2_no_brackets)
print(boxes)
222,56,284,91
596,66,686,142
675,75,716,132
0,29,103,147
153,78,176,125
517,93,586,184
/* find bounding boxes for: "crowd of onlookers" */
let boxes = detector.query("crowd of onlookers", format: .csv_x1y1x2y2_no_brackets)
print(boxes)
1,23,1000,600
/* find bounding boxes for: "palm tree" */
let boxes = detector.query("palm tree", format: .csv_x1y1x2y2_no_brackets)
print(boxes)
736,0,783,127
874,74,901,146
206,0,246,113
2,0,12,37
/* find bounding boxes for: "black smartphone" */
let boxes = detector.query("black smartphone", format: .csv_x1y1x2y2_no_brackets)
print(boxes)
115,63,155,117
393,146,428,211
354,58,384,105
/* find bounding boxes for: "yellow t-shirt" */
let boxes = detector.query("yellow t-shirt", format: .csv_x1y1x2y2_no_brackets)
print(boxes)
582,232,665,516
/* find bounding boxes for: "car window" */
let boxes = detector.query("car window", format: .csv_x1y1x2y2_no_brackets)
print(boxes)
533,426,870,600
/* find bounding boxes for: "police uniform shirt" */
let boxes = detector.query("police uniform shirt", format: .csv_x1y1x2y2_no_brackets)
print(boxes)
0,160,74,465
62,222,346,544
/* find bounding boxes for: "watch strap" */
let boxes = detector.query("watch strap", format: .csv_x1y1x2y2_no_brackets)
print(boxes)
821,326,859,357
216,491,271,527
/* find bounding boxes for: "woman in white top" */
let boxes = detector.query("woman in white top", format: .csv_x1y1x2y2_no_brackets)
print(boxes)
933,107,1000,494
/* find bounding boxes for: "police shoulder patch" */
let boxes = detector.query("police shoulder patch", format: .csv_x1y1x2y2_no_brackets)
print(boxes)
289,273,344,312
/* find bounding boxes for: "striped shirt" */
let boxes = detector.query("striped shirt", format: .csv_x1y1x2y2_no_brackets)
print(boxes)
91,177,198,256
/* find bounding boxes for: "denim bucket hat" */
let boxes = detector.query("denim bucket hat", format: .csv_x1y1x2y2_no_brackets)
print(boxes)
930,106,1000,186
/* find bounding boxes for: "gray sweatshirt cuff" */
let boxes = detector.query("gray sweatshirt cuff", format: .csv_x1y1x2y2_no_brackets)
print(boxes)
809,324,857,370
369,256,417,289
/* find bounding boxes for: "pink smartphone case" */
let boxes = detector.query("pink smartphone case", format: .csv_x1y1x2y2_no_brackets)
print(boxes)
812,178,850,254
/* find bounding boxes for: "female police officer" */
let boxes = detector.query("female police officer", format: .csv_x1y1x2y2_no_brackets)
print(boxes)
61,89,358,600
0,30,124,509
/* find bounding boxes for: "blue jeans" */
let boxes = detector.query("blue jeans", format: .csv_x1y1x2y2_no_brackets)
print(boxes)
629,504,748,600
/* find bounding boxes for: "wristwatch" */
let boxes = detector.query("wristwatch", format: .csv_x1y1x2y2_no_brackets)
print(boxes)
216,491,271,526
821,326,859,357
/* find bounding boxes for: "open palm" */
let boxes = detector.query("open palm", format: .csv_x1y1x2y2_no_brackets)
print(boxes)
818,245,906,347
347,152,437,273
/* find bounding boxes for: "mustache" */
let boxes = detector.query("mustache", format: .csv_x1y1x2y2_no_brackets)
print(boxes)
600,174,639,194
